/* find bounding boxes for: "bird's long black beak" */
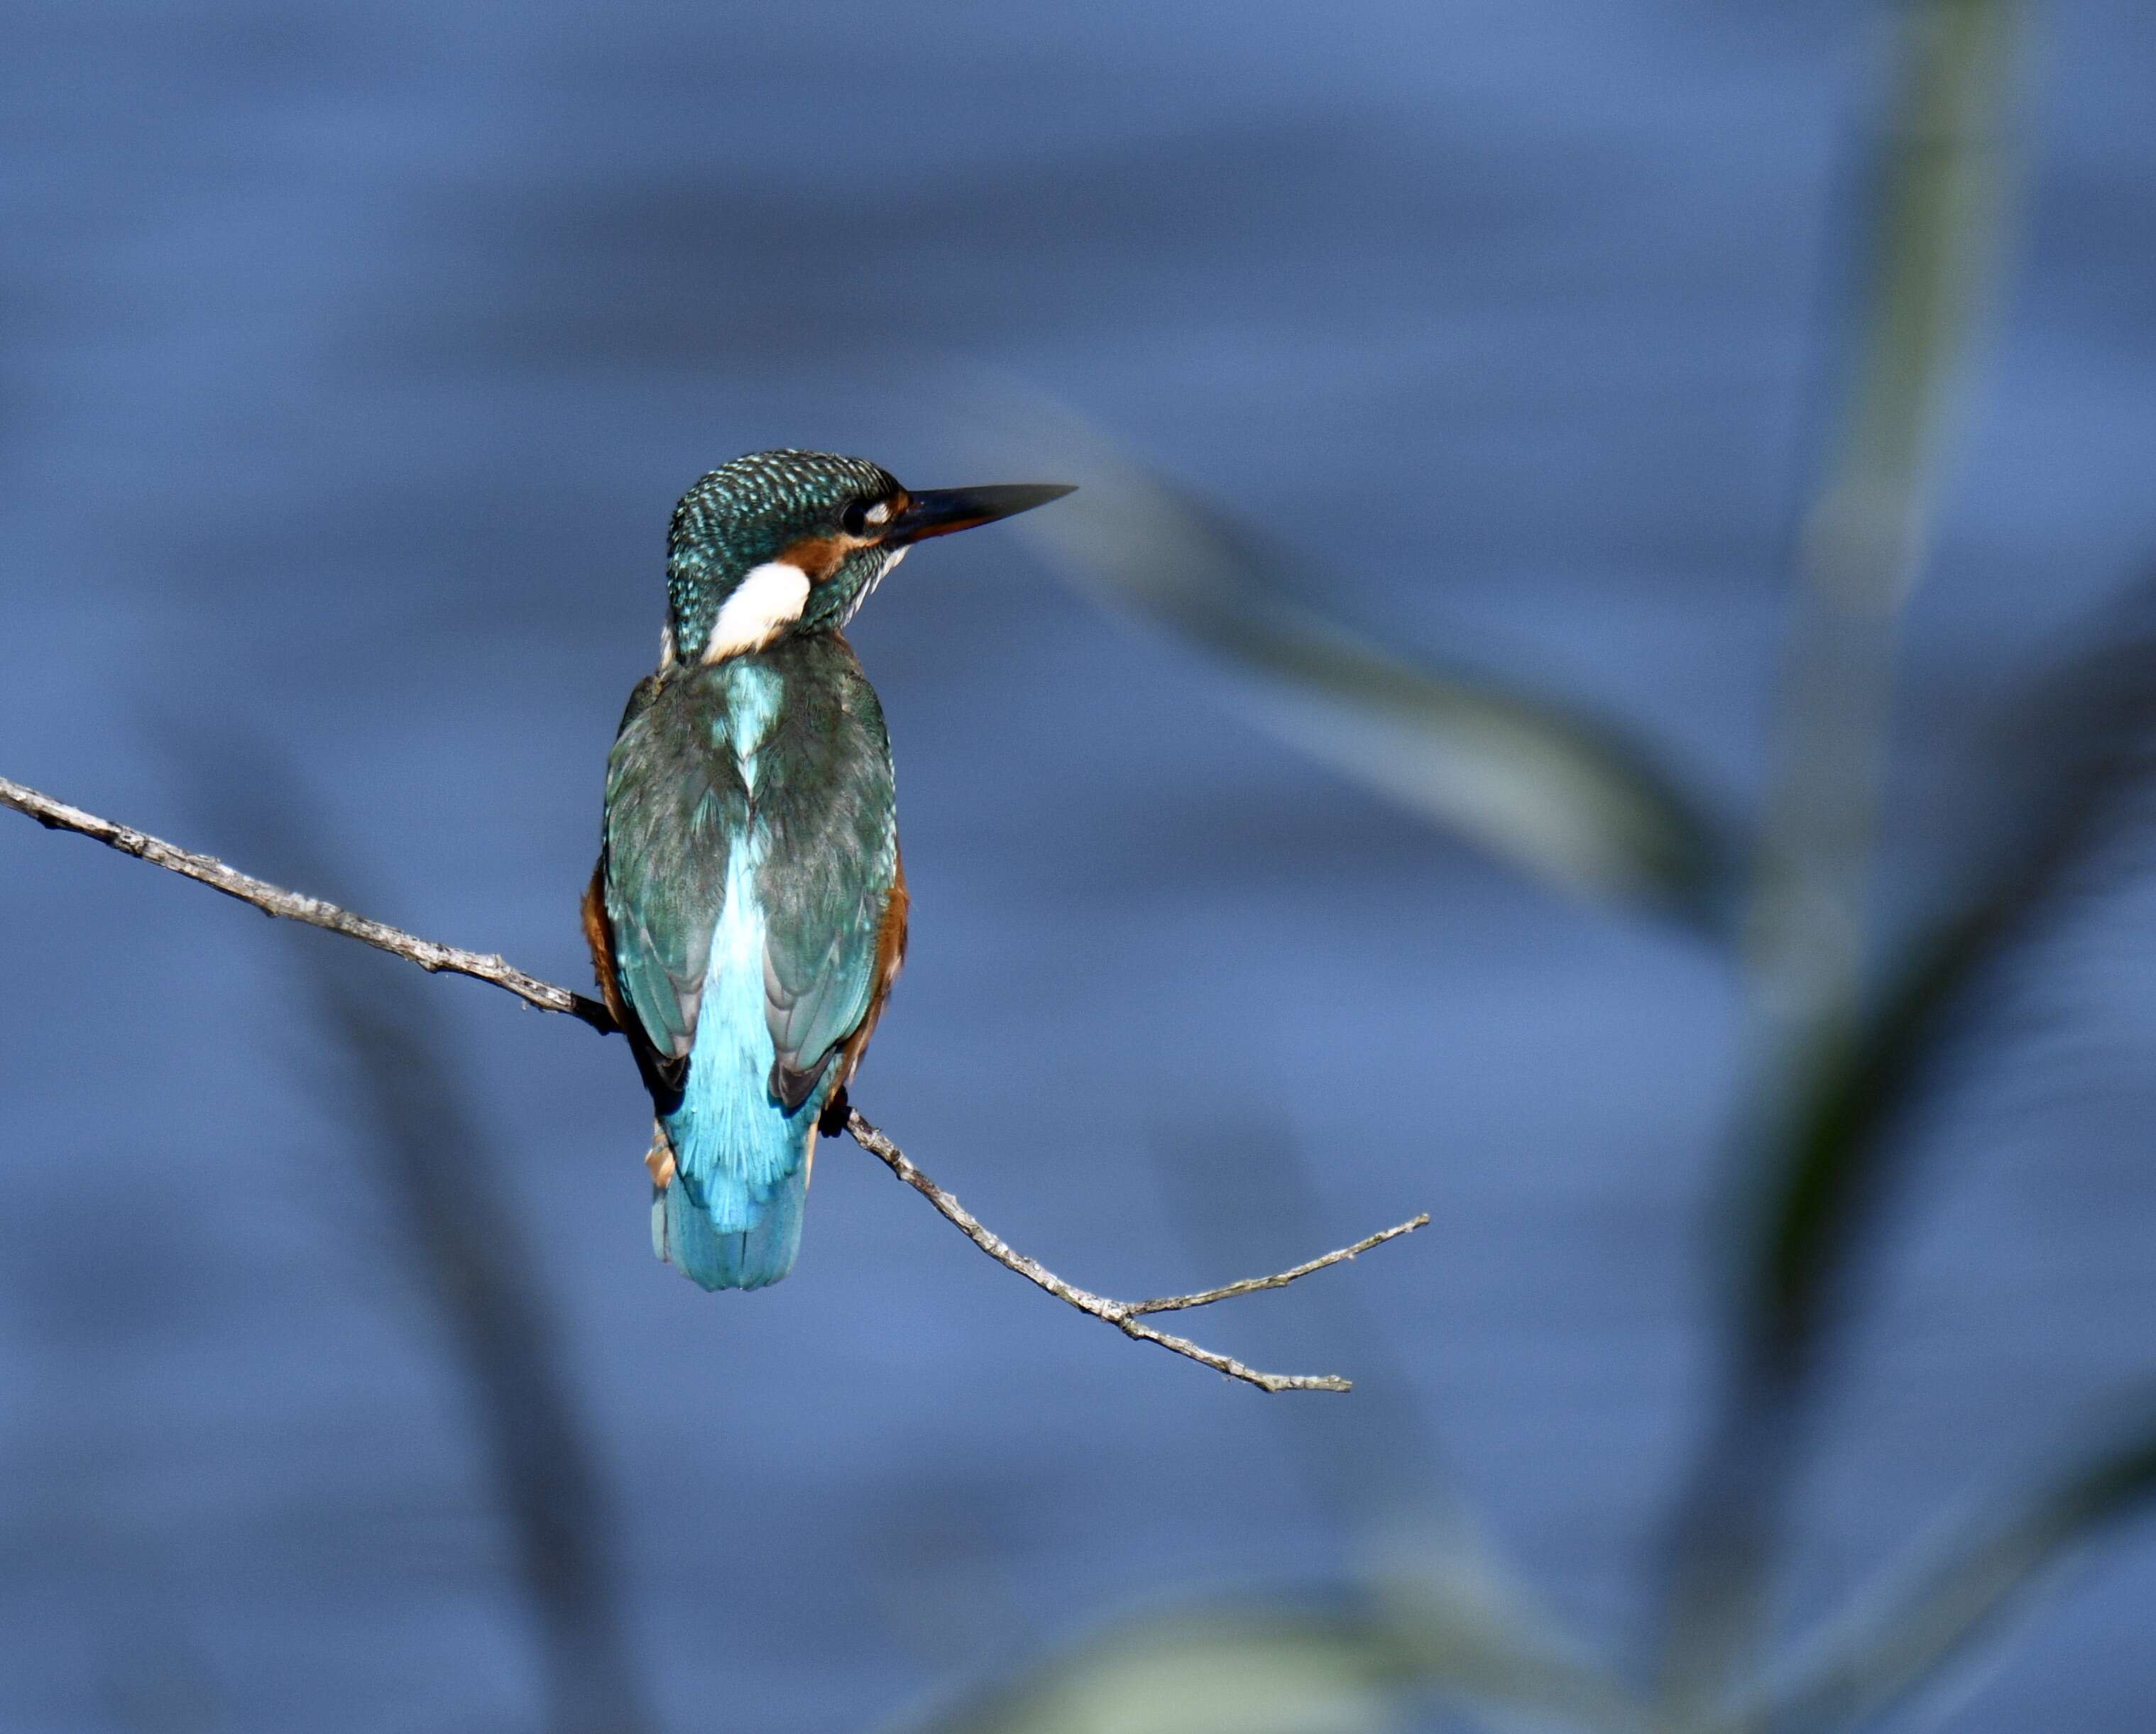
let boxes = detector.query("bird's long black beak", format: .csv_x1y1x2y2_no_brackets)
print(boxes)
884,483,1075,546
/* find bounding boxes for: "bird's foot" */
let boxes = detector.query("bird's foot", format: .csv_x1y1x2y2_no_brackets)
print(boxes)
645,1124,677,1190
816,1086,851,1138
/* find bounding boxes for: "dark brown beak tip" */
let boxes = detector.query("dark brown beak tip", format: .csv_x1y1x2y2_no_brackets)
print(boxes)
887,482,1077,545
1015,483,1078,508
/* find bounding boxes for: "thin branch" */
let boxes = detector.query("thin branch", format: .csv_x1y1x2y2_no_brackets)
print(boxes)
1128,1216,1429,1316
3,772,1428,1393
845,1109,1426,1393
0,774,617,1031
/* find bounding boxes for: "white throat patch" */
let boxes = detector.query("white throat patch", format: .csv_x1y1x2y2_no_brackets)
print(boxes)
704,561,811,661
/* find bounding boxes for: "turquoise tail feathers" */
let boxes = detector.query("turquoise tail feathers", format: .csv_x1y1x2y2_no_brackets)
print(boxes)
653,1158,807,1291
652,1011,823,1291
654,1087,818,1290
644,844,827,1291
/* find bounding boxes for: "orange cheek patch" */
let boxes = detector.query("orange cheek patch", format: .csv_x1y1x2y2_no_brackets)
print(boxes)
776,534,849,584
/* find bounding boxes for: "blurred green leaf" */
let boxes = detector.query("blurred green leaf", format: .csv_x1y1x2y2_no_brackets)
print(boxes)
1751,1407,2156,1732
182,742,653,1734
1746,0,2025,1026
1742,571,2156,1394
908,1569,1648,1734
1827,0,2021,520
1743,908,1993,1388
1012,444,1729,927
1661,571,2156,1718
913,1609,1409,1734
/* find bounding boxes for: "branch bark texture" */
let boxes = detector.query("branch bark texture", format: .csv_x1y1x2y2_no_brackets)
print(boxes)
3,772,1425,1393
846,1109,1426,1392
1,774,618,1030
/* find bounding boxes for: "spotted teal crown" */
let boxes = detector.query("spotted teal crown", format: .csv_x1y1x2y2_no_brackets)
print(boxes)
665,449,899,661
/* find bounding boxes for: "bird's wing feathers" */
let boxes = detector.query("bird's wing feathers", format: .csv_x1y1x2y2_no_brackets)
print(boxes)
598,654,900,1116
756,657,900,1107
760,889,882,1109
600,676,740,1074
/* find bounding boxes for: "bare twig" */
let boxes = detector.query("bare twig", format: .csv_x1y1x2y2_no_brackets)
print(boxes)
0,774,616,1031
1127,1217,1430,1315
845,1109,1426,1393
4,772,1428,1393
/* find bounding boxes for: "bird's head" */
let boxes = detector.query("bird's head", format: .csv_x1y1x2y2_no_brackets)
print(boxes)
661,449,1073,666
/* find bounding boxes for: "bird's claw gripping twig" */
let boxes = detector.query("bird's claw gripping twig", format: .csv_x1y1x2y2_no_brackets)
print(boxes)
816,1085,852,1138
644,1125,677,1190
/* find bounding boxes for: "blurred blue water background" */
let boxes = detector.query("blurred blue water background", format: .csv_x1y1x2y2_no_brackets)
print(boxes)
5,3,2155,1729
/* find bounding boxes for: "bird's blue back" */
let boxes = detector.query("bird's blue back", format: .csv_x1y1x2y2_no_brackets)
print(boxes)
601,644,897,1289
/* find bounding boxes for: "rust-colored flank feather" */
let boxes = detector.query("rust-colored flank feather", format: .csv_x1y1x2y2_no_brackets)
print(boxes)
581,861,628,1030
840,849,910,1090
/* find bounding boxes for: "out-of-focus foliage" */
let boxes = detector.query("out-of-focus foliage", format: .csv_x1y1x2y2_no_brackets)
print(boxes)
918,1581,1652,1734
1741,576,2156,1395
1757,1406,2156,1733
1016,442,1731,927
921,1608,1413,1734
934,2,2156,1732
190,750,652,1734
1747,0,2023,1031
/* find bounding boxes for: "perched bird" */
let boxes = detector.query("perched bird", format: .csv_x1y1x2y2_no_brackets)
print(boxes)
584,450,1072,1290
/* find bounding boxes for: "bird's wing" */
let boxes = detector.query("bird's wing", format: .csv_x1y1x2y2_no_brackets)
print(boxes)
598,675,744,1099
756,656,902,1110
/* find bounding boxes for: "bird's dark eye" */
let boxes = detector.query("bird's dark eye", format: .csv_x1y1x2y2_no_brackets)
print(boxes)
842,498,894,538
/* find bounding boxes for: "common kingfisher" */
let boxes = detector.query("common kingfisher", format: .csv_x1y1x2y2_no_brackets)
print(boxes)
584,450,1072,1290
